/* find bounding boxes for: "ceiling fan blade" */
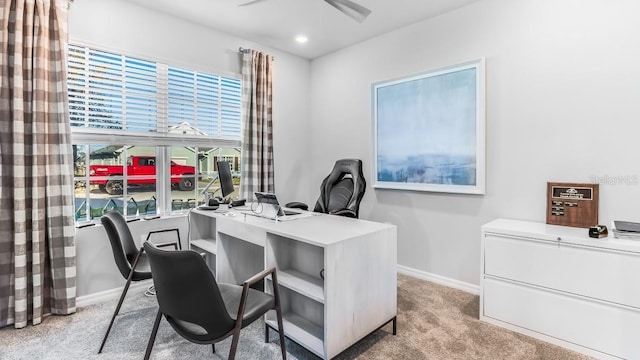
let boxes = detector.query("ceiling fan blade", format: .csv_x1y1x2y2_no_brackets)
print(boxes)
324,0,372,23
238,0,268,6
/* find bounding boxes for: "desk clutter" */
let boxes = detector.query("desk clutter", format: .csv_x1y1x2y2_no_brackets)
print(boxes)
198,198,246,211
231,198,246,207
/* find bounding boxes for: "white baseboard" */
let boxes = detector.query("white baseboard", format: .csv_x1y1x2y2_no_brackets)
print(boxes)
76,279,153,308
77,268,478,308
397,265,480,295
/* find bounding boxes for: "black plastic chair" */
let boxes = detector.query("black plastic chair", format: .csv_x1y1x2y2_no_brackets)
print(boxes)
287,158,366,218
142,242,287,360
98,211,180,354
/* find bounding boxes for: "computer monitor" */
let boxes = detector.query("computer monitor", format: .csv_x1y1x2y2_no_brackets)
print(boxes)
217,160,234,199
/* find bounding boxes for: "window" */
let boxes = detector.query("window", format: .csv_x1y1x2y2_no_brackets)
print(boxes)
69,44,242,222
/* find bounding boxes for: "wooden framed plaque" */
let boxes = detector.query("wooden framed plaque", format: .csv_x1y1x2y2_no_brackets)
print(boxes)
546,182,599,228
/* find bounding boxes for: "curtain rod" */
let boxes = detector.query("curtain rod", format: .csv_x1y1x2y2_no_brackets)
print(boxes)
238,47,275,60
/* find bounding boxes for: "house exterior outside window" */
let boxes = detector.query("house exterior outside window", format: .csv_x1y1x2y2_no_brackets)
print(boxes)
69,43,242,222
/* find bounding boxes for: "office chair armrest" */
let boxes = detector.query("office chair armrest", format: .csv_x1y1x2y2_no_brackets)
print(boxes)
145,228,182,250
234,267,279,331
284,202,308,211
330,209,357,218
243,267,276,286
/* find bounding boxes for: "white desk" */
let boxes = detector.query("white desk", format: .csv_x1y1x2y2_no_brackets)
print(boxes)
189,208,397,359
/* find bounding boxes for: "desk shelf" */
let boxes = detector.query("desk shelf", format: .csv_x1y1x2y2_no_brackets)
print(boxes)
266,233,324,296
189,238,217,274
188,211,218,275
277,269,324,303
189,212,217,249
266,314,324,358
266,234,326,357
190,238,216,254
266,282,325,358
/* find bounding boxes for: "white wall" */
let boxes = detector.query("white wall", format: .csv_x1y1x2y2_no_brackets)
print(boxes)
70,0,640,296
69,0,312,297
309,0,640,287
75,217,188,299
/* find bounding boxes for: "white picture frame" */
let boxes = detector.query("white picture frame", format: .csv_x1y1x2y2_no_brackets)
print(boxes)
372,58,486,194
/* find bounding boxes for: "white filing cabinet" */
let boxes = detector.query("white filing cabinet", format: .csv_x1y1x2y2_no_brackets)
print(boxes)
481,219,640,360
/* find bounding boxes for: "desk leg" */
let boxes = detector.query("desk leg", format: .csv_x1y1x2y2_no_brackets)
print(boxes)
393,316,397,335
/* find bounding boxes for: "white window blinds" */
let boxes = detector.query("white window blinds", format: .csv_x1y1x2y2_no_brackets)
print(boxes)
67,44,241,140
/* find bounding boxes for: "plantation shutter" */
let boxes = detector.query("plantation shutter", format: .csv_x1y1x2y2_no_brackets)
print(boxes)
67,44,241,140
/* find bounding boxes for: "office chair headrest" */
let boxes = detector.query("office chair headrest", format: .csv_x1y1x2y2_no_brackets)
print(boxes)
316,159,366,217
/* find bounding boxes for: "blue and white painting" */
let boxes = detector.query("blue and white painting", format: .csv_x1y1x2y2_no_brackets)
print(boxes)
373,60,485,194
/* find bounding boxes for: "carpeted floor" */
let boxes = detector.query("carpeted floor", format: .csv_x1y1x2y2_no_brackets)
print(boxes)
0,274,593,360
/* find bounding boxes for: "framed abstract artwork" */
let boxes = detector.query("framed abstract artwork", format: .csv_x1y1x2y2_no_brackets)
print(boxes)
372,59,485,194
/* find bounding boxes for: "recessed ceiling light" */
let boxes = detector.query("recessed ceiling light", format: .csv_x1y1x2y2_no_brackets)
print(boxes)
295,35,308,44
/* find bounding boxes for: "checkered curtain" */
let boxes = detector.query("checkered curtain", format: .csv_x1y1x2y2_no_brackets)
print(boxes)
0,0,76,328
240,50,274,200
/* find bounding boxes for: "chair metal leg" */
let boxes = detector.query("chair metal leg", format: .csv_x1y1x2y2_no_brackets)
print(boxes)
392,316,397,335
264,323,269,343
98,273,134,353
272,271,287,359
144,310,163,360
98,250,143,354
228,330,241,360
275,307,287,359
212,343,215,353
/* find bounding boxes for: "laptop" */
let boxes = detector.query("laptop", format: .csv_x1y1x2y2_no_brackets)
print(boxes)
254,192,302,219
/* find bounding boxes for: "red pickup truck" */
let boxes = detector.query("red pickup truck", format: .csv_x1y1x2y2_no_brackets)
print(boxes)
90,155,196,195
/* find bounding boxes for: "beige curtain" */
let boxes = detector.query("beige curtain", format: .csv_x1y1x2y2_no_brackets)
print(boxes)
239,50,275,200
0,0,76,328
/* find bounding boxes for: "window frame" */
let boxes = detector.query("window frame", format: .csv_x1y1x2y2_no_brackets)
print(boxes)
69,41,242,223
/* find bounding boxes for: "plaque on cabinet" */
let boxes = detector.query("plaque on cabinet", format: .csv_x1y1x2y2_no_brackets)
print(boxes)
546,182,599,228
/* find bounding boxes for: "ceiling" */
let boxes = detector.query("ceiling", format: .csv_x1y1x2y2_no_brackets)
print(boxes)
126,0,481,59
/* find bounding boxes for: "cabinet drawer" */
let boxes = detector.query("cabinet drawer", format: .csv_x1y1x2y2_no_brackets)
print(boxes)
483,278,640,359
484,234,640,308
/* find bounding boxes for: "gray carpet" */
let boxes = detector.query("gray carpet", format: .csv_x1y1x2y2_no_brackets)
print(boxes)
0,275,593,359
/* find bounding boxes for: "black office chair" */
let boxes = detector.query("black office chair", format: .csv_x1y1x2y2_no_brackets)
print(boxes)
287,158,366,218
98,211,180,354
142,242,287,360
